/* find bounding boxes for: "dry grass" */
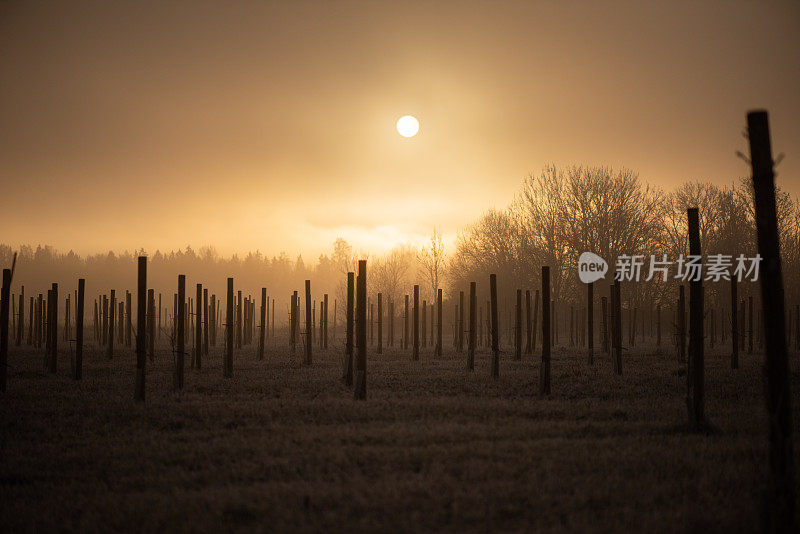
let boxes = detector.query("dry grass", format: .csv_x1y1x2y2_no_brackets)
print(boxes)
1,339,798,533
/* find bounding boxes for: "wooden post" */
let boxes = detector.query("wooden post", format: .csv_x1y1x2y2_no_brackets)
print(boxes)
377,293,383,355
613,283,622,375
404,294,409,350
16,285,23,346
678,285,686,364
135,258,146,401
258,288,266,360
195,284,202,369
687,208,704,427
147,289,155,361
344,273,354,385
525,290,532,355
729,280,738,369
304,280,312,365
236,290,243,349
601,296,609,354
126,290,132,347
514,289,522,360
540,266,551,395
413,285,419,361
422,299,427,348
323,293,328,350
203,289,209,355
51,283,60,368
0,269,9,392
468,281,476,371
436,289,443,358
532,290,539,351
354,260,367,400
73,279,85,380
748,296,754,354
102,294,108,346
290,292,297,354
458,290,464,353
176,275,186,389
588,282,594,365
748,110,795,531
224,278,233,378
490,274,499,379
158,293,162,341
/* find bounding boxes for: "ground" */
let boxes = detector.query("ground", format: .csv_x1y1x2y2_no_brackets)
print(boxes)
1,339,798,533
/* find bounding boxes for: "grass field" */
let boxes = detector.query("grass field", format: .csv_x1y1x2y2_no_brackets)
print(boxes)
1,339,798,533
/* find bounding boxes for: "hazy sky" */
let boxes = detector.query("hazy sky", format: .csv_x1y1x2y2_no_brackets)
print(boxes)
1,0,798,258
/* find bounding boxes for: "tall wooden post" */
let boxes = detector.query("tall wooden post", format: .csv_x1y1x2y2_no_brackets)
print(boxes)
107,289,116,360
436,289,443,358
176,275,186,389
203,289,209,355
344,273,354,386
404,294,409,350
514,289,522,360
490,274,499,379
354,260,367,400
0,269,9,391
74,279,85,381
540,266,551,395
147,289,155,361
532,290,539,350
258,288,266,361
16,285,23,346
195,284,202,369
748,110,795,531
687,208,704,427
323,293,328,350
468,281,476,371
135,258,146,401
525,290,532,355
678,285,686,364
224,278,233,378
236,290,243,349
731,278,739,368
304,280,312,365
126,290,132,347
588,282,594,365
413,285,419,361
422,299,427,348
377,293,383,355
290,292,297,354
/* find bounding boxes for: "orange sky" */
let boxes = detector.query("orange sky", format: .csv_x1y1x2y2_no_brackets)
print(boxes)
1,0,798,259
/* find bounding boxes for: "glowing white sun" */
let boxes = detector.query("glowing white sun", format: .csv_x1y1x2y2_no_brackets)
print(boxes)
396,115,419,137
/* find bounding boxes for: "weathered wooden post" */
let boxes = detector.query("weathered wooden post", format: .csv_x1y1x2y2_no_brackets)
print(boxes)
158,293,162,341
117,301,123,344
422,299,427,348
236,290,243,349
468,281,476,371
748,296,754,354
126,290,132,347
175,275,186,389
344,273,354,385
490,274,499,379
354,260,367,400
304,280,312,365
514,289,522,360
678,285,686,363
377,293,383,355
525,290,532,355
102,294,108,346
203,289,209,356
323,293,328,350
195,284,202,369
106,289,115,360
147,289,155,361
27,296,33,345
540,267,551,395
0,269,9,392
436,289,443,358
458,290,465,353
731,277,739,369
210,294,216,347
404,294,409,350
258,288,266,361
613,283,622,375
224,278,233,378
413,285,419,361
748,110,795,531
686,208,704,427
74,279,85,380
588,282,594,365
135,258,146,401
290,292,297,353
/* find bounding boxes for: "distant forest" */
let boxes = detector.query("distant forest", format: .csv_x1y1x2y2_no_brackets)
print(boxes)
3,165,798,325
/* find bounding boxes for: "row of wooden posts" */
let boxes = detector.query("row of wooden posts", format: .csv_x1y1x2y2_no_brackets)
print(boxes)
0,110,793,530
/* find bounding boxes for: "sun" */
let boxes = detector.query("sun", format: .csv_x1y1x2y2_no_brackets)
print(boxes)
396,115,419,138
